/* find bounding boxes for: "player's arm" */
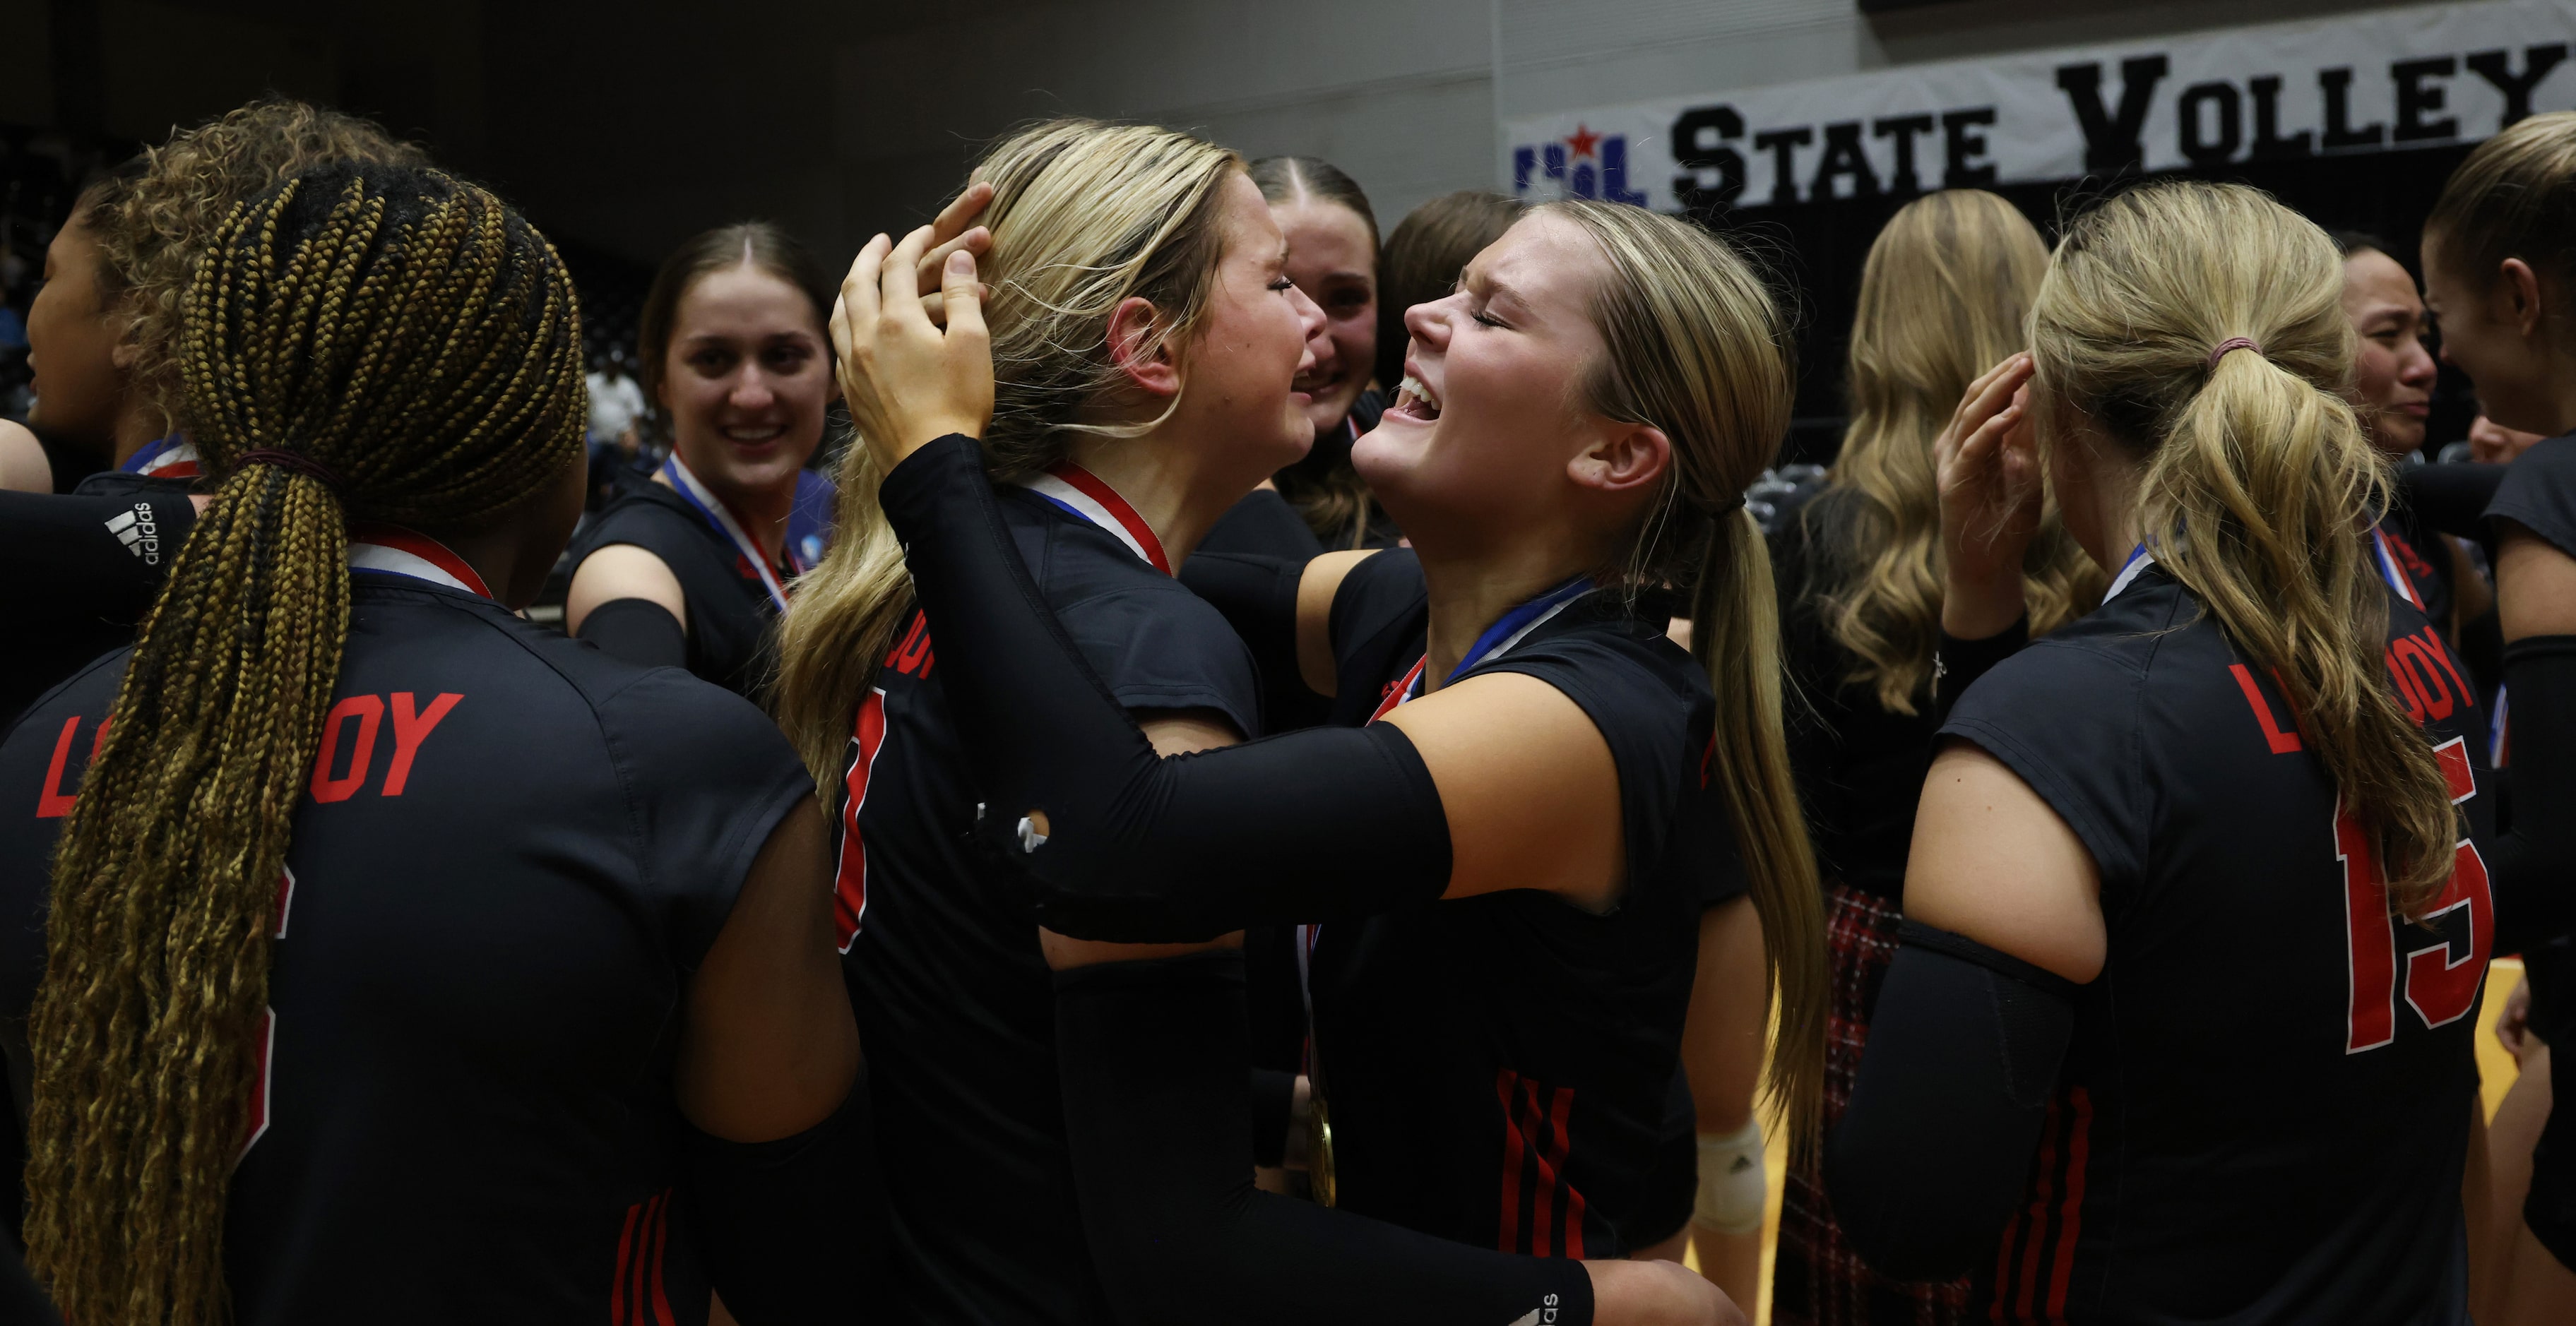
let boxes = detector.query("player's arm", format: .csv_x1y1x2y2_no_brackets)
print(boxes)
869,435,1638,943
0,421,50,494
1176,548,1375,700
676,799,876,1324
1679,897,1767,1301
1822,741,2097,1281
567,544,690,668
2486,524,2576,952
0,489,201,619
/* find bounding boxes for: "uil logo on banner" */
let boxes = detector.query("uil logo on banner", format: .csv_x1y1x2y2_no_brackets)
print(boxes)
1511,124,1650,205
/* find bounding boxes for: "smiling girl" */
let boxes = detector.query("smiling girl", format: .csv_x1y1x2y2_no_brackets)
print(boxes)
566,223,841,697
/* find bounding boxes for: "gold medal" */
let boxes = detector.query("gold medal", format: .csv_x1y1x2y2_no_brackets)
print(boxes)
1306,1092,1336,1207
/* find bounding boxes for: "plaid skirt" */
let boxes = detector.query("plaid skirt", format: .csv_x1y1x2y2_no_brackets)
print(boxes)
1771,880,1972,1326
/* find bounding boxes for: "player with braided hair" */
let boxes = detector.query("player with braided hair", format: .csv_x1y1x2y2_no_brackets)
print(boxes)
0,163,867,1325
1,98,424,727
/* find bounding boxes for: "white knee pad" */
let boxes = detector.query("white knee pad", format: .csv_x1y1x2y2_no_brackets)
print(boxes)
1693,1118,1767,1235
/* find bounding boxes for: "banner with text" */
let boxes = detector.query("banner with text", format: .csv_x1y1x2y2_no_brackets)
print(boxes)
1502,0,2576,210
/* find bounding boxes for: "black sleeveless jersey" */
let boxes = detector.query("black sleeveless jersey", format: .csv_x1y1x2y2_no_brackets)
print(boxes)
1305,550,1745,1259
570,470,790,699
831,484,1261,1326
0,568,813,1326
1769,486,1944,900
1941,563,2491,1325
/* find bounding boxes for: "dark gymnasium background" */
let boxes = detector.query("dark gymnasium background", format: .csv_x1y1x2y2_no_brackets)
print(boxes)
3,0,2553,470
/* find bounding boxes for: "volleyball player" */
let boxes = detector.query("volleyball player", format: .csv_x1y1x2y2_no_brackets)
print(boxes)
832,194,1829,1324
1820,181,2496,1322
1764,189,2099,1326
1201,155,1385,559
0,164,867,1325
772,119,1331,1324
0,101,421,725
2335,231,2489,643
2421,110,2576,1324
565,222,842,696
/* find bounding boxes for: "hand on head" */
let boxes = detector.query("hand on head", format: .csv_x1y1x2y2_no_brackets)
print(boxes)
833,223,995,472
1935,352,2045,637
918,181,995,325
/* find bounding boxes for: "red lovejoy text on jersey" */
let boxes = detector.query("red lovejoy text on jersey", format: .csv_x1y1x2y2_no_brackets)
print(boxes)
32,714,114,818
308,692,463,803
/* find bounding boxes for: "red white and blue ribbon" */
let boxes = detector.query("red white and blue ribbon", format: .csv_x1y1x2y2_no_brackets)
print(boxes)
2370,525,2427,611
1014,462,1172,575
121,435,201,479
347,524,491,599
2103,543,2156,604
661,453,800,614
1369,575,1593,722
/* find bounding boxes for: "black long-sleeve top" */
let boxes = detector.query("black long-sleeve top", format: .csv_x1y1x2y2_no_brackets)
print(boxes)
1771,488,1941,902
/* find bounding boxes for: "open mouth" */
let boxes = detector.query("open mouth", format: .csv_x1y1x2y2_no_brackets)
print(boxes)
722,426,785,447
1390,374,1442,422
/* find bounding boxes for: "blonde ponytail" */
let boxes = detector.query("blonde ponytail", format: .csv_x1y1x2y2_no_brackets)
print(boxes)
1545,199,1826,1154
2033,181,2455,909
1691,505,1829,1154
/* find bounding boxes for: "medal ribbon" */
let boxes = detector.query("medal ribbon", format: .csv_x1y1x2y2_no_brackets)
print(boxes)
1014,462,1172,575
1367,575,1593,722
348,524,491,598
2370,525,2428,611
662,453,797,613
2103,544,2156,604
121,435,202,479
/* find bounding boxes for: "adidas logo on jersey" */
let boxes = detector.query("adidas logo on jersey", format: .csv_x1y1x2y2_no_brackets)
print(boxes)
1506,1294,1565,1326
105,503,165,565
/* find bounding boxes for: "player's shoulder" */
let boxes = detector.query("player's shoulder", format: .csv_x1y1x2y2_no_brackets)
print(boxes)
2487,432,2576,558
570,475,706,562
69,470,196,502
1329,546,1430,647
1485,595,1710,767
1,649,131,751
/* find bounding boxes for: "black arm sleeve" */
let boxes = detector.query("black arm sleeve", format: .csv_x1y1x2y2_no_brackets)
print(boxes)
1180,550,1326,731
1056,950,1594,1326
1931,616,2029,731
880,436,1451,943
2401,463,2510,544
0,489,195,620
2491,635,2576,956
578,597,690,670
683,1077,886,1325
1824,921,2076,1282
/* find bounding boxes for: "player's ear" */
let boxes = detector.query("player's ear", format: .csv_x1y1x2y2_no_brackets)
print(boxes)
1107,298,1182,398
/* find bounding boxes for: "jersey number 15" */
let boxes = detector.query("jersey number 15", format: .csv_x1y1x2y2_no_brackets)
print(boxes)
2337,736,2490,1054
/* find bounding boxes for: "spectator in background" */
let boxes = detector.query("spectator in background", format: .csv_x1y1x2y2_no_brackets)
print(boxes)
587,350,650,451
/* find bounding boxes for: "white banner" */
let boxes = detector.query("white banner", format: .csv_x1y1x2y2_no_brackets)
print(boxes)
1502,0,2576,211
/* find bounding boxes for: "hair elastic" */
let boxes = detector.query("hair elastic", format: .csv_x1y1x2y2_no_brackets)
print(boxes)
2206,337,2263,369
237,448,345,492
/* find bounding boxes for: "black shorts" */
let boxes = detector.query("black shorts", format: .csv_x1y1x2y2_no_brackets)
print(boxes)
2526,940,2576,1270
1625,1070,1697,1252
